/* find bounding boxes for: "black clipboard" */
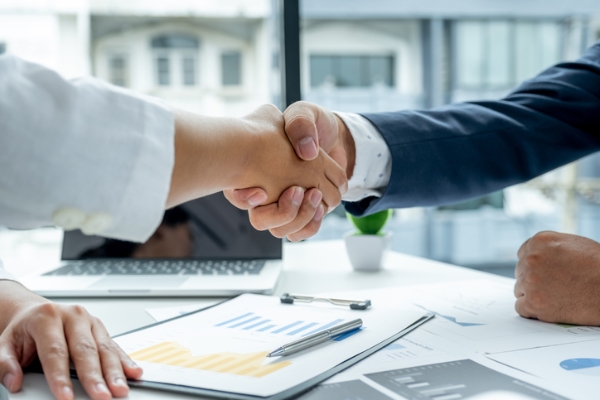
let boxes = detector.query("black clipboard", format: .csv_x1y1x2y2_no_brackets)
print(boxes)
107,295,435,400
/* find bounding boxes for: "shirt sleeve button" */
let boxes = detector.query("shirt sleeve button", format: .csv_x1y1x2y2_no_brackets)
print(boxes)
52,208,86,230
81,213,113,235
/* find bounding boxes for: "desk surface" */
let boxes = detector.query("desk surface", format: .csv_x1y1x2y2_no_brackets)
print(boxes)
6,240,511,400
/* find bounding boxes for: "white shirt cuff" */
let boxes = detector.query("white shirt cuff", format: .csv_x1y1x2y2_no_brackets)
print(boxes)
0,259,17,282
334,112,392,202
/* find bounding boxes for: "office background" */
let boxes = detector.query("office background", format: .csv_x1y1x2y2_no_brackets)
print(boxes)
1,0,600,277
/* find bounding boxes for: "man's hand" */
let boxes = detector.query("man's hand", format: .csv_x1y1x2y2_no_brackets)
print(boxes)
225,102,355,241
0,281,142,400
514,231,600,325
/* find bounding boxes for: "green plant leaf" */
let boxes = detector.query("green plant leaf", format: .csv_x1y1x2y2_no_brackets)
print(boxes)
347,209,392,235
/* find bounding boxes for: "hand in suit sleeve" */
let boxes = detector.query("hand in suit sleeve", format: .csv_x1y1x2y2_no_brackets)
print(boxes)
227,39,600,239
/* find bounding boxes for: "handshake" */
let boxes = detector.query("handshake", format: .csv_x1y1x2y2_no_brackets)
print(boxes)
168,102,356,241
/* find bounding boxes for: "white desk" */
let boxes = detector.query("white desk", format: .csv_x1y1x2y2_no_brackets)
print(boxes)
6,240,512,400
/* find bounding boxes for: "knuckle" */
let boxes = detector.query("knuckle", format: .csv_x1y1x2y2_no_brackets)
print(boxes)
37,303,61,318
69,305,89,317
73,340,98,355
44,343,69,360
532,230,558,245
269,228,287,239
97,340,117,355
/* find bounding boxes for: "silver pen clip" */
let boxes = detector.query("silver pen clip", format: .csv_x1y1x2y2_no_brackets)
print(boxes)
280,293,371,310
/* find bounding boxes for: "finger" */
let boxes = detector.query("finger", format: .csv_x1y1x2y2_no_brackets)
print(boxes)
515,296,536,319
319,176,342,211
31,306,75,400
284,102,320,160
513,279,525,298
322,150,348,195
270,189,322,239
91,320,134,398
247,187,304,231
0,337,24,393
287,204,326,242
223,188,268,210
63,307,111,400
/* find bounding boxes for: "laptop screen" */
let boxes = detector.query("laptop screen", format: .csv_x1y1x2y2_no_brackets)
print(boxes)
61,193,282,260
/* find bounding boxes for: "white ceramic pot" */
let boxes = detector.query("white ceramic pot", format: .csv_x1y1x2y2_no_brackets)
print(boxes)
343,231,393,272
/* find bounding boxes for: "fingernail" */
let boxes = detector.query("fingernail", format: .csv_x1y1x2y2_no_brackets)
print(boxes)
292,187,304,206
115,377,127,387
298,137,318,159
310,191,322,207
96,383,110,394
63,385,73,400
247,191,267,206
314,205,325,221
3,373,14,391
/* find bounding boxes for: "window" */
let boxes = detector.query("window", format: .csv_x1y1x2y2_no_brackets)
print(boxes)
222,51,242,86
156,56,170,86
151,34,199,87
108,55,128,87
455,20,561,90
182,56,196,86
310,55,394,88
0,43,5,55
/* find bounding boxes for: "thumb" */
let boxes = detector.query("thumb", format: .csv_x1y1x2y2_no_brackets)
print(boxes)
223,188,268,210
283,101,325,161
0,338,24,393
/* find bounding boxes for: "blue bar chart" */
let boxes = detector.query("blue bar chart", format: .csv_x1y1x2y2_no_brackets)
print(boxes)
214,313,348,337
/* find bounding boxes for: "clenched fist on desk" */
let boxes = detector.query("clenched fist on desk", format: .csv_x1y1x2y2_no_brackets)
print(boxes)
514,231,600,326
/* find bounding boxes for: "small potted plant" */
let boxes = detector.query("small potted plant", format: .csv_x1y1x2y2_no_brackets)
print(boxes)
344,209,393,272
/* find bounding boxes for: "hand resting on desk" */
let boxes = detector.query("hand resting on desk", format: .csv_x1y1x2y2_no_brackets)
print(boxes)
514,231,600,326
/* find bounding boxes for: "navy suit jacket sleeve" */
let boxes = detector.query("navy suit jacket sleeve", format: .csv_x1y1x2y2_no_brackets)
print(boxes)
345,40,600,217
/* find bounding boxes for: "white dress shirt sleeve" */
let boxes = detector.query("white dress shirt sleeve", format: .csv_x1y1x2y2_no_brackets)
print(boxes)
334,112,392,202
0,54,175,243
0,260,16,282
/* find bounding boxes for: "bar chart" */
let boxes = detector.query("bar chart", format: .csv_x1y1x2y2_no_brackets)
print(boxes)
129,341,291,378
214,312,346,337
364,360,565,400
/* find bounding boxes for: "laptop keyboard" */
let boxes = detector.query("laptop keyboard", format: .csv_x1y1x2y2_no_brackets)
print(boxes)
43,260,266,276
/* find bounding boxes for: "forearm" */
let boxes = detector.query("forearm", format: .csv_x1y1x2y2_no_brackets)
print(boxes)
0,281,48,333
166,108,251,208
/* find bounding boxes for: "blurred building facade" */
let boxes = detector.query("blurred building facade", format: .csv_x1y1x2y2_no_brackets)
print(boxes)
2,0,600,274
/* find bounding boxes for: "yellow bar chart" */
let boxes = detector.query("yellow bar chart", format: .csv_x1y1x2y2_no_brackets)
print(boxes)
129,342,291,378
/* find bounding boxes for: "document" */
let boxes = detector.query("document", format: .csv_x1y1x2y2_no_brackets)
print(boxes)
488,340,600,399
145,302,217,322
113,294,427,397
334,280,600,353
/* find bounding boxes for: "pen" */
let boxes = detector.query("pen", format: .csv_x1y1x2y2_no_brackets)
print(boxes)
266,319,363,357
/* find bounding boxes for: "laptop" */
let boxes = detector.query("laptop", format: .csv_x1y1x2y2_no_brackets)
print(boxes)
21,193,283,297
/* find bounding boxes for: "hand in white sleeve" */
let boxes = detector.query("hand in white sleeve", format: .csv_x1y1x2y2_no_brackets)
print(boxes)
334,112,392,201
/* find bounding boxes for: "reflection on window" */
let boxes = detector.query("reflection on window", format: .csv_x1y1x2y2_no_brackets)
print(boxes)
156,56,170,86
222,51,242,86
108,55,128,87
151,34,199,87
455,20,560,90
0,43,5,54
182,56,196,86
310,55,394,88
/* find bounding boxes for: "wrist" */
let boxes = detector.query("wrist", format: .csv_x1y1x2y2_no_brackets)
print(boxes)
336,115,356,180
0,280,48,332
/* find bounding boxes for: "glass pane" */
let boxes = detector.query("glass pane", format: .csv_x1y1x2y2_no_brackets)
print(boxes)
182,56,196,86
0,43,5,54
156,56,170,86
455,21,485,88
486,21,511,88
515,22,540,82
367,56,394,87
151,34,199,49
539,22,561,69
310,55,334,87
337,55,362,87
109,55,127,87
222,51,241,86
